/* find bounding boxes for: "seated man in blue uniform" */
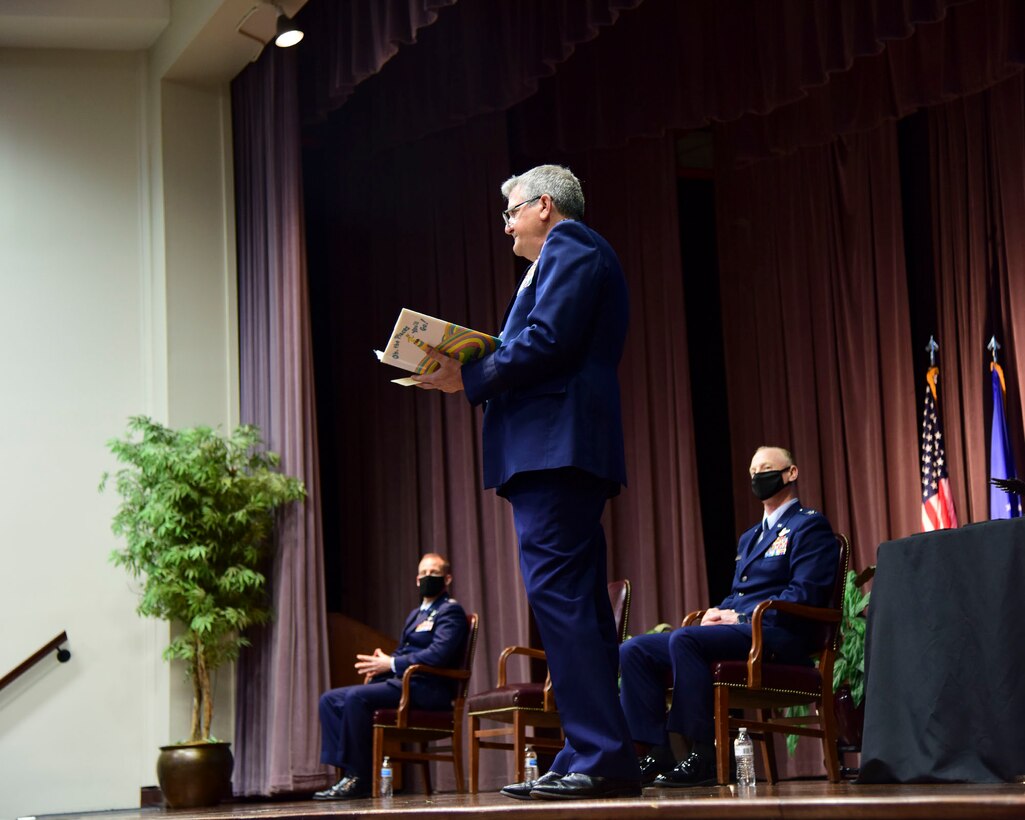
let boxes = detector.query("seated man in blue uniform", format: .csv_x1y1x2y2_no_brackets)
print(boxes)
620,445,837,787
313,553,468,800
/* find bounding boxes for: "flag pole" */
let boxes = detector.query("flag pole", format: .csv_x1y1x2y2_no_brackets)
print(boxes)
987,335,1000,363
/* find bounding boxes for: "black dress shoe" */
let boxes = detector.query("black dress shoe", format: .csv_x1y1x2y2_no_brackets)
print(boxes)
312,775,371,800
639,749,677,785
652,751,717,788
530,771,642,800
500,769,561,799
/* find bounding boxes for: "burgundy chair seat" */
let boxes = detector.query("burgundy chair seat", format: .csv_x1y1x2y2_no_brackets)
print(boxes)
468,579,631,792
372,708,456,732
466,682,545,715
712,660,821,696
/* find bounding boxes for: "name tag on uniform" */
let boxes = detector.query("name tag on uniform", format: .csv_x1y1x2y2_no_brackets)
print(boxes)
765,527,790,557
415,620,435,632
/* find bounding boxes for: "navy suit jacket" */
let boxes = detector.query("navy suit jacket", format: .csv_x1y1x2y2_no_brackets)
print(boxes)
374,593,468,703
462,219,629,492
719,501,837,638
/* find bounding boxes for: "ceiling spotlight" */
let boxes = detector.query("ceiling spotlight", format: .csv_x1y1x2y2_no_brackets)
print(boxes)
273,6,303,48
236,2,303,57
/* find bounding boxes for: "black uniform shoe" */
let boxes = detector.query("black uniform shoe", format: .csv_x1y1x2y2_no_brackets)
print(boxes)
652,751,717,788
530,771,642,799
639,747,677,785
312,776,371,800
500,769,561,799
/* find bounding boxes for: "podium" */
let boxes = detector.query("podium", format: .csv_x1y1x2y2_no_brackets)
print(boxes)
859,517,1025,783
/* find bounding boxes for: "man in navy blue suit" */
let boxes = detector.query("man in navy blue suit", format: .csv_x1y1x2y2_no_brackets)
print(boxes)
313,553,468,800
619,445,837,787
415,165,639,800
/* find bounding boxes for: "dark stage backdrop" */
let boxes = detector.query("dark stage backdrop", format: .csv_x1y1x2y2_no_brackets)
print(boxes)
232,0,1025,794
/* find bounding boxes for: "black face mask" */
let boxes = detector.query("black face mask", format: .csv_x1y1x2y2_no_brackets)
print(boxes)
751,469,790,501
418,574,446,599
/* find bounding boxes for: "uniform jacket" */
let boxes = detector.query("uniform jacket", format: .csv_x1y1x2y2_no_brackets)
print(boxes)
375,593,468,701
462,219,629,491
719,501,837,635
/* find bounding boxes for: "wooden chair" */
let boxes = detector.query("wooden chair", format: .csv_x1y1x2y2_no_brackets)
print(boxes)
370,612,479,796
466,580,631,792
682,533,849,785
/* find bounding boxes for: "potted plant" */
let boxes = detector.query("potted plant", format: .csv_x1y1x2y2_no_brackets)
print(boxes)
102,416,305,807
831,567,872,755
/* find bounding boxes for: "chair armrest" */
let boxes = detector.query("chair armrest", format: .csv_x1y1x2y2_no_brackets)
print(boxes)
747,599,841,689
682,609,705,627
394,664,471,726
497,645,548,687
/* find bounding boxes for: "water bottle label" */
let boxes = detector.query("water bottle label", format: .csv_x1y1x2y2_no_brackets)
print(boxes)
381,768,392,777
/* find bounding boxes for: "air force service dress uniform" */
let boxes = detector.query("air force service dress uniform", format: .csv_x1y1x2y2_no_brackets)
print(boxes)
318,593,468,778
620,502,836,748
461,219,637,780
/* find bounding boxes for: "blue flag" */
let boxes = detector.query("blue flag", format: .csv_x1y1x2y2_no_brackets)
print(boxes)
990,362,1021,519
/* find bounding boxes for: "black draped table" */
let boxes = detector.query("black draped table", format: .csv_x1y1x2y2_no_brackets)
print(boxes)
859,517,1025,783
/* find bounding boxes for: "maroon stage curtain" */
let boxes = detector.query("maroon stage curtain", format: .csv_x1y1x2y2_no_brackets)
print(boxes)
926,73,1025,523
511,0,971,156
307,113,527,792
232,47,330,795
307,0,643,152
714,119,922,778
727,0,1025,161
297,0,458,120
714,120,921,592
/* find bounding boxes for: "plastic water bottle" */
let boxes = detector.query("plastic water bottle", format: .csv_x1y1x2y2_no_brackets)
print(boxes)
379,755,393,798
523,745,539,785
734,727,755,788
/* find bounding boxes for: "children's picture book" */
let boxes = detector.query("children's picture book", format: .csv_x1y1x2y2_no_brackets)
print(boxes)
374,308,500,386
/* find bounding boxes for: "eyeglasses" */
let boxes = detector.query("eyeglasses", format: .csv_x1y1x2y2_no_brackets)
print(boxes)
502,195,542,227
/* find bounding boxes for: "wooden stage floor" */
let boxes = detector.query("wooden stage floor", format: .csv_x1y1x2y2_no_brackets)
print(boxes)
43,781,1025,820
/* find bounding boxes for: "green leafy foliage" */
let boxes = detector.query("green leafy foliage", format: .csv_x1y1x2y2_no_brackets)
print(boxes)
833,569,870,707
101,416,306,742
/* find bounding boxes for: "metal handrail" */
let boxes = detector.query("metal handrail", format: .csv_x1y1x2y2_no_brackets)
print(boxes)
0,631,71,693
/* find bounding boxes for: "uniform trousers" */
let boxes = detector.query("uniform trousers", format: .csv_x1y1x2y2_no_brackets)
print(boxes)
503,467,638,780
620,625,810,748
318,680,452,778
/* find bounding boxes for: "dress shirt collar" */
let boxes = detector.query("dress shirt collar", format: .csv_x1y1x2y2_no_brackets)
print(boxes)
762,496,799,533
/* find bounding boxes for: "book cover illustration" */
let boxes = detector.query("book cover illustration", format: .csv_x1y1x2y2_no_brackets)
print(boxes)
374,308,500,385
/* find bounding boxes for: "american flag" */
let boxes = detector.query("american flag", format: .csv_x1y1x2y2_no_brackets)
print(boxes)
921,365,958,531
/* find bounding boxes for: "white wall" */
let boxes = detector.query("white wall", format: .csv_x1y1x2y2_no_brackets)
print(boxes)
0,38,238,820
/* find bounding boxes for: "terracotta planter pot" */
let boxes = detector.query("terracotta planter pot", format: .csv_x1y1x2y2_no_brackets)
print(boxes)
156,741,233,808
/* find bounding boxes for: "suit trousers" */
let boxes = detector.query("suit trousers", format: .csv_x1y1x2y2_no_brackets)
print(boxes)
620,625,809,747
318,680,451,778
503,467,638,780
